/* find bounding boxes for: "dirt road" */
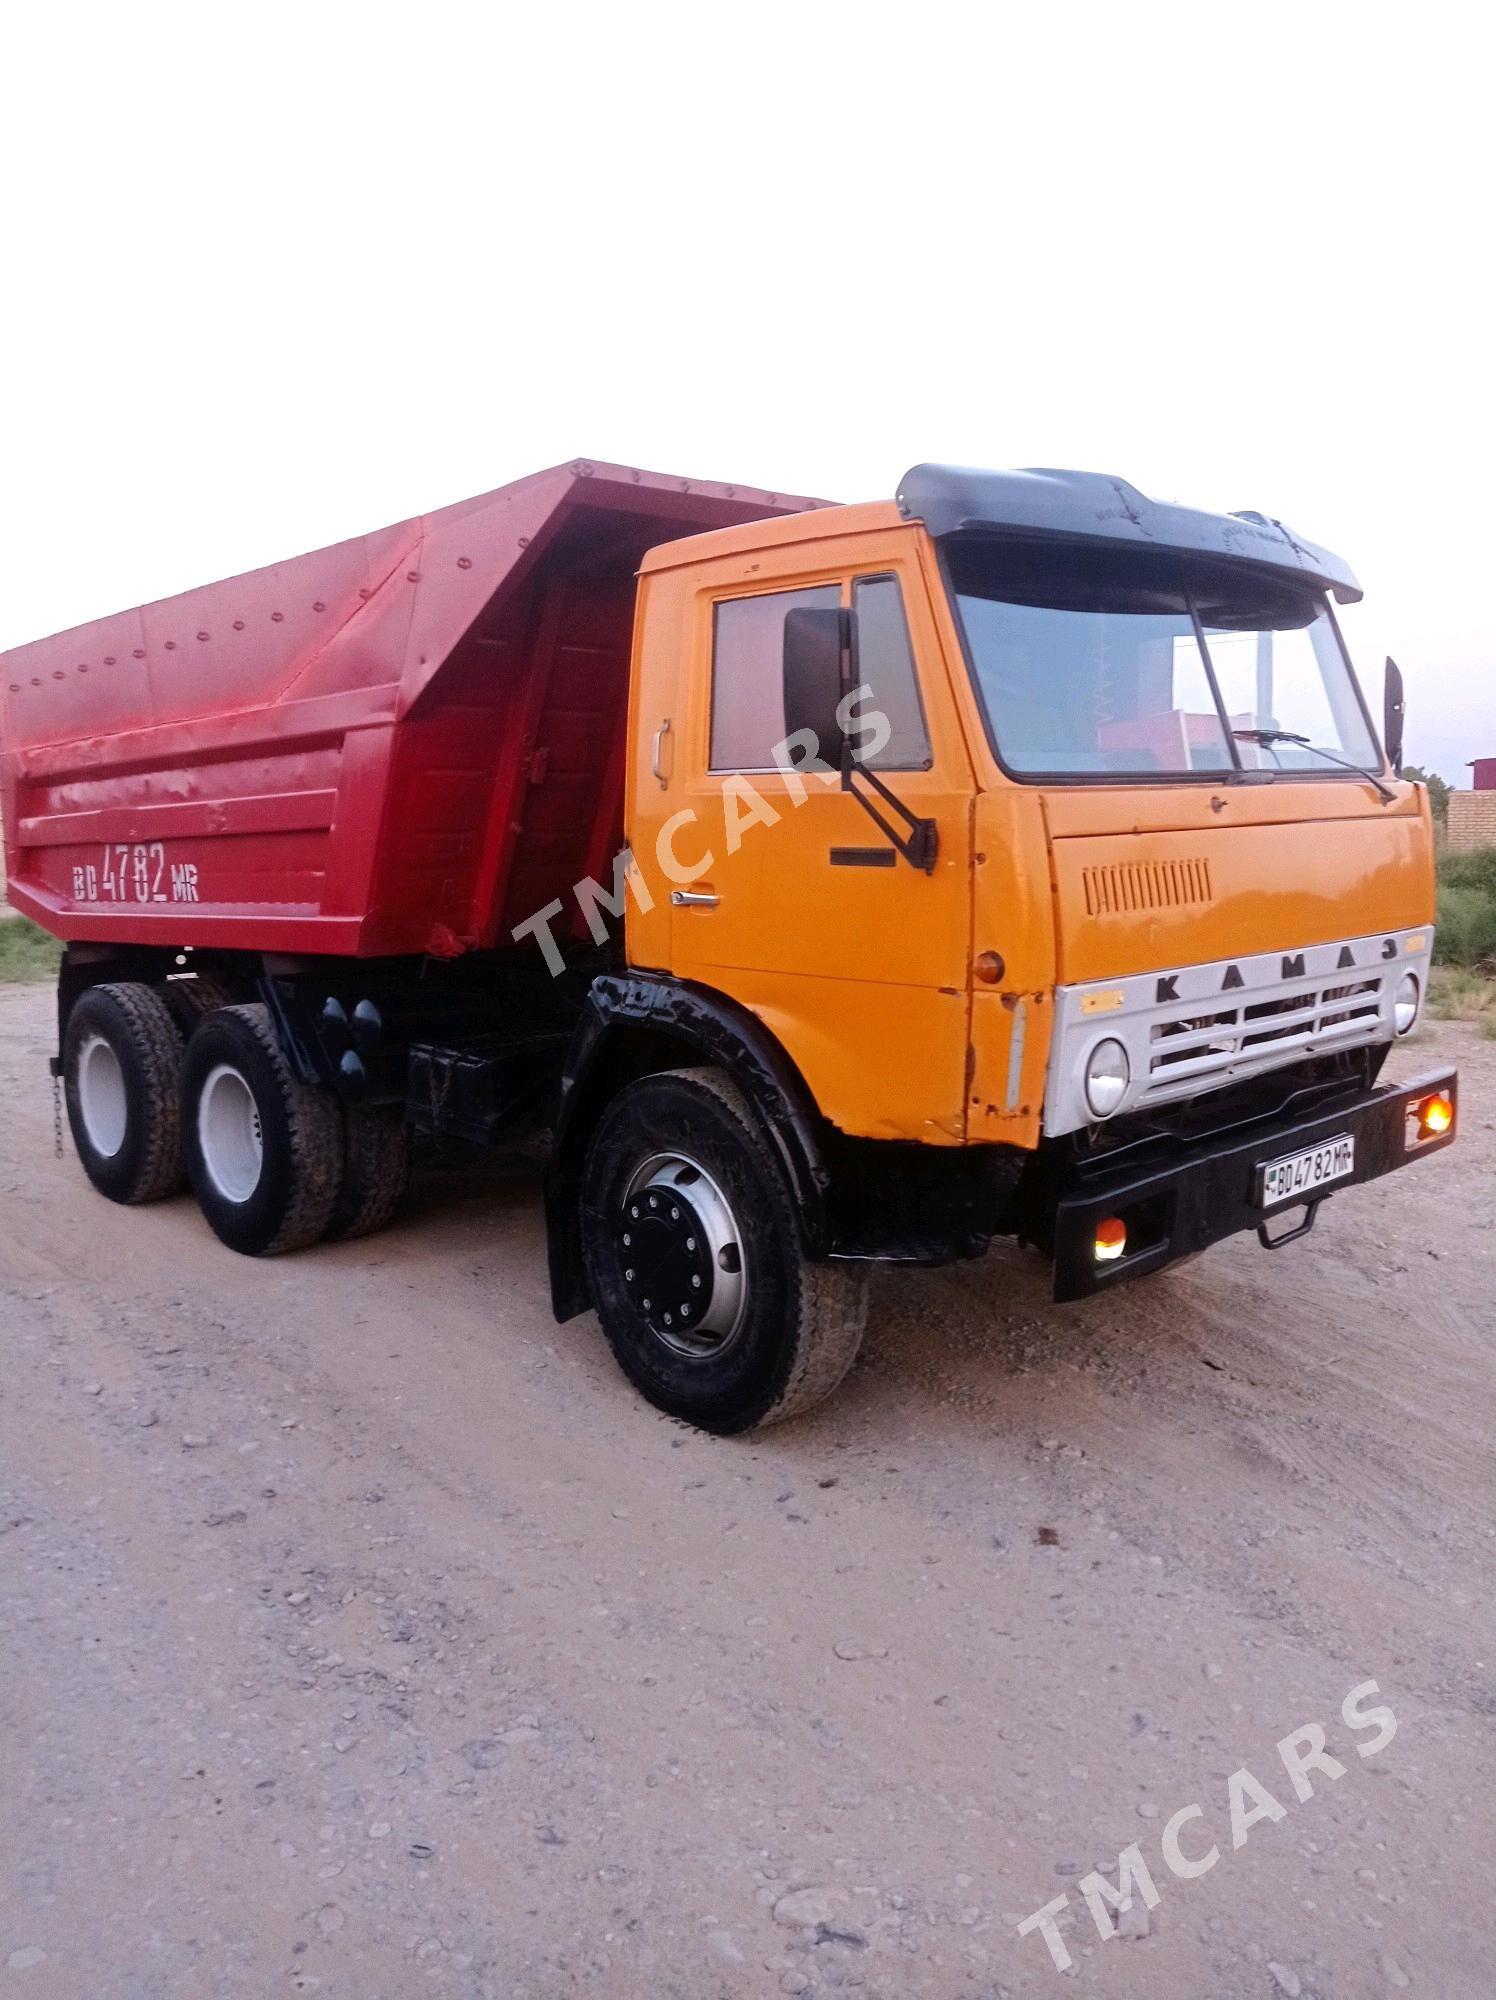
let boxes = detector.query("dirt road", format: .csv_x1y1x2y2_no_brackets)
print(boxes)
2,978,1491,1998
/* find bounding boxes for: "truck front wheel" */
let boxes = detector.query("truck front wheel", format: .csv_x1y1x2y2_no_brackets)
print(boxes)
182,1004,343,1255
580,1067,869,1433
63,982,185,1204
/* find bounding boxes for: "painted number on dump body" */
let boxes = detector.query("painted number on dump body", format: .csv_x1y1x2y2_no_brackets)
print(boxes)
71,844,201,905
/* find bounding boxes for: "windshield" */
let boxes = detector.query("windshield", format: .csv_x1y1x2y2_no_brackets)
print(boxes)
946,538,1381,780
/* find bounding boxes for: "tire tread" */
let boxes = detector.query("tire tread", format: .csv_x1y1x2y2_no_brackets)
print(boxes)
192,1004,343,1254
583,1064,869,1431
326,1104,410,1242
666,1067,869,1428
65,982,184,1203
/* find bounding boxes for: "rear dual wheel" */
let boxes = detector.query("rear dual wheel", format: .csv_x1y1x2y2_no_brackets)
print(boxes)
63,983,186,1204
330,1100,411,1243
182,1004,343,1254
181,1003,409,1255
64,985,409,1253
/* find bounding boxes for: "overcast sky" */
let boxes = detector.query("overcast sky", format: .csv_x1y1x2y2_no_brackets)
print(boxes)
2,2,1488,780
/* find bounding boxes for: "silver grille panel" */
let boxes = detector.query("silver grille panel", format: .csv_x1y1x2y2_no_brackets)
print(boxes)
1043,927,1432,1137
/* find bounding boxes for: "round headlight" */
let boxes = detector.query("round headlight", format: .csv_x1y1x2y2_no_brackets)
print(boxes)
1394,969,1420,1036
1084,1037,1131,1118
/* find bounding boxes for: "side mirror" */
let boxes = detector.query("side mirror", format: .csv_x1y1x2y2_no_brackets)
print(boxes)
782,607,850,769
1383,656,1405,773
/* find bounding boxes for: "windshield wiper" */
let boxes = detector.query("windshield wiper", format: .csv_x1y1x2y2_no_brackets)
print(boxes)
1231,728,1394,805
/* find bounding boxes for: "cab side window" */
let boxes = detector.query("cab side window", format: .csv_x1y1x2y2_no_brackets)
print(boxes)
710,584,840,772
708,573,932,773
852,574,931,770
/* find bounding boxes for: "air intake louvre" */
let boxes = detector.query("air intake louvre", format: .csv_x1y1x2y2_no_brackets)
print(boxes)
1082,857,1213,918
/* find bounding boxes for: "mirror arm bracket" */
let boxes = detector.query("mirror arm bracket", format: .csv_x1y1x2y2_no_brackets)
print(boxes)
841,754,939,873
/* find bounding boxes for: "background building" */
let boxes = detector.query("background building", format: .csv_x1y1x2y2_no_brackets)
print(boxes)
1448,757,1496,852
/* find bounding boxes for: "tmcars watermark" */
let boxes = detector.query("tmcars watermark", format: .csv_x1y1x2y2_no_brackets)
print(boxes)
509,689,891,976
1016,1679,1397,1973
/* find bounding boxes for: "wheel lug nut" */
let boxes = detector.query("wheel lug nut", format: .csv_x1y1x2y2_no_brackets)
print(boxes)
691,1275,701,1288
685,1236,695,1251
670,1206,679,1220
625,1269,635,1282
622,1232,631,1246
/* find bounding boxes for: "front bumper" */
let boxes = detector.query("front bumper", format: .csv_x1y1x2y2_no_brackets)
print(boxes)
1049,1064,1457,1301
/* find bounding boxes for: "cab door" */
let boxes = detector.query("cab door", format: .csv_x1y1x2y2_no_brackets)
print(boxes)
641,537,976,1145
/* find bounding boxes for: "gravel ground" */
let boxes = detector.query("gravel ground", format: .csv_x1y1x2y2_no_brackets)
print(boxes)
1,978,1491,1999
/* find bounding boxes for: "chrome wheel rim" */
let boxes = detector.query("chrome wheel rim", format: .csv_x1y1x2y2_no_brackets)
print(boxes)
618,1150,747,1359
77,1034,128,1158
198,1063,263,1204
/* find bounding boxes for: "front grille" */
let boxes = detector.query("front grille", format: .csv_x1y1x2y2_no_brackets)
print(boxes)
1142,975,1384,1096
1043,926,1430,1139
1082,857,1213,917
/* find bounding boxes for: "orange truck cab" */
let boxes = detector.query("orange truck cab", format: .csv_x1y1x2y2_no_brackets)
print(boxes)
1,459,1457,1432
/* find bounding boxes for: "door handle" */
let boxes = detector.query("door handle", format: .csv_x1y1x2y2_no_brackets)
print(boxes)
651,716,671,788
671,889,719,908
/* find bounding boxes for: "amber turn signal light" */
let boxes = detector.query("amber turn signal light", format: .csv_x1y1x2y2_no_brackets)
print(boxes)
1406,1088,1454,1148
1419,1091,1453,1136
1094,1216,1128,1262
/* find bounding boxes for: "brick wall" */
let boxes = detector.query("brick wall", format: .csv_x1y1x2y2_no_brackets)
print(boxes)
1447,790,1496,854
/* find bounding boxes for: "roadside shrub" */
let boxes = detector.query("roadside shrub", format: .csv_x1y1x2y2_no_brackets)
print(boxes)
1434,849,1496,968
0,915,63,983
1428,965,1496,1022
1439,846,1496,899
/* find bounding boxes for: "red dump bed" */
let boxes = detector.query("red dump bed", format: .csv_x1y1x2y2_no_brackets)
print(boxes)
0,461,821,957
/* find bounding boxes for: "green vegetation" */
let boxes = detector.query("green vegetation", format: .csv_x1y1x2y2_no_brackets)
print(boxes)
1401,764,1450,823
1428,964,1496,1022
0,915,63,983
1430,848,1496,1036
1435,847,1496,971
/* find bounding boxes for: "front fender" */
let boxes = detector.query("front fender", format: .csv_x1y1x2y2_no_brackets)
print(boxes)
544,973,833,1321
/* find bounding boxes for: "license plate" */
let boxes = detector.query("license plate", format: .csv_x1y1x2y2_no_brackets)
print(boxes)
1256,1134,1355,1207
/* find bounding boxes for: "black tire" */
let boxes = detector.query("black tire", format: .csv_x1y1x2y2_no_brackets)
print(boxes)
325,1103,410,1242
580,1066,869,1434
181,1003,344,1256
62,982,185,1204
170,972,237,1019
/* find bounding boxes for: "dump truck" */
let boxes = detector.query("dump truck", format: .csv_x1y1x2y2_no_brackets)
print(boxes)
0,458,1457,1431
